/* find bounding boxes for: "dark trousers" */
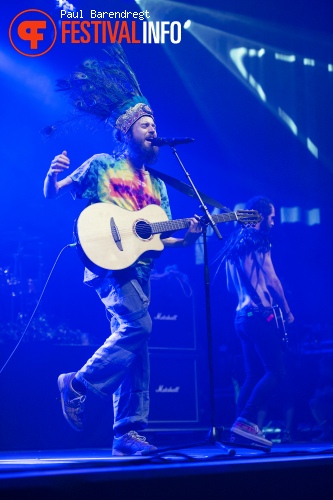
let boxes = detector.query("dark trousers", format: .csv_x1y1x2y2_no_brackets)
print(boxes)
234,307,286,425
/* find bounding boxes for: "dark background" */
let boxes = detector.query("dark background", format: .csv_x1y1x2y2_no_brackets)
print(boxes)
0,0,332,447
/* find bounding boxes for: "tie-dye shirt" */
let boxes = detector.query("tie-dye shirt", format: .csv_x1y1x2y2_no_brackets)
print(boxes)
69,153,172,282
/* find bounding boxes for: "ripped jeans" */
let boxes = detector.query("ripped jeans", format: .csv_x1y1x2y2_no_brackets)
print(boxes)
234,306,286,425
76,268,152,436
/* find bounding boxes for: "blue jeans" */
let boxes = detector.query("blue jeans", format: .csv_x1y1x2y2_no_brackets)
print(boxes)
234,306,286,425
76,269,152,436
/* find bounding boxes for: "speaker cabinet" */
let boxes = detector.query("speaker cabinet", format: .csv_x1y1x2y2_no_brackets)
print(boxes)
149,271,196,349
148,351,209,427
147,271,209,429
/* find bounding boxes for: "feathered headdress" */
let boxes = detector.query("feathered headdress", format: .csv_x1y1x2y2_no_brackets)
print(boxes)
54,44,153,134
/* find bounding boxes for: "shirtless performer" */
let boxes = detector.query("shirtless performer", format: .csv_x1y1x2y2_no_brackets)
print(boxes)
221,196,294,447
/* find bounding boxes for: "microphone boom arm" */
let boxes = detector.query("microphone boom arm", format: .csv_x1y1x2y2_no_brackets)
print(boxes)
170,146,222,240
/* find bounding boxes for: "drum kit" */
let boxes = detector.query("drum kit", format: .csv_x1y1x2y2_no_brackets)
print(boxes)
0,227,93,345
0,228,42,324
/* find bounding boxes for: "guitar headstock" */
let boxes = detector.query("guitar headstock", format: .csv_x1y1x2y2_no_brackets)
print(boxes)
235,209,262,227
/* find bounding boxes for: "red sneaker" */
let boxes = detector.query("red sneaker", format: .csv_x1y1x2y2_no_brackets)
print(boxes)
230,418,272,447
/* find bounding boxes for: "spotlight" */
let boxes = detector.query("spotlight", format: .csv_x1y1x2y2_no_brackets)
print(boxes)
56,0,75,12
184,20,192,30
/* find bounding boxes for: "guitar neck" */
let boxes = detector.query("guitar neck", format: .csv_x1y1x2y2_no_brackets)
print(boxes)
151,212,237,234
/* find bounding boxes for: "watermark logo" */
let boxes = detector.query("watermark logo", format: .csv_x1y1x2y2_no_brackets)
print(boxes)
9,9,57,57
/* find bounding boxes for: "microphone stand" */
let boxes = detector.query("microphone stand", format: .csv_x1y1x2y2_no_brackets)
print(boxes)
150,145,270,457
171,146,230,454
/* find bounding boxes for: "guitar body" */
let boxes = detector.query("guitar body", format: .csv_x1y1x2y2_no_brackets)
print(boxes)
75,203,168,271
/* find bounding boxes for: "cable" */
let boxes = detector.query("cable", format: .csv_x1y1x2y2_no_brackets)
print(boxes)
0,243,76,375
147,446,333,464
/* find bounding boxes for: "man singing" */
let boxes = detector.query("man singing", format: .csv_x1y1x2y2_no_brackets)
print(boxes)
43,45,201,456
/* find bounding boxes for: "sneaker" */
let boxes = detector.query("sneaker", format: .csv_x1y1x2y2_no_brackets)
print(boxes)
112,431,158,456
57,373,86,432
230,418,272,447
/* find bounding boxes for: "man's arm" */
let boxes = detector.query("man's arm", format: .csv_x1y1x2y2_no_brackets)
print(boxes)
43,150,73,198
259,250,294,324
162,216,202,248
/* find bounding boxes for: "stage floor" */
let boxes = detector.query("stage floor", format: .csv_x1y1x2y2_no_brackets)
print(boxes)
1,441,333,499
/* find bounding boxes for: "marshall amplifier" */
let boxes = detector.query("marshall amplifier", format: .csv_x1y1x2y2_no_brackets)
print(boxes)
148,351,208,426
149,267,196,350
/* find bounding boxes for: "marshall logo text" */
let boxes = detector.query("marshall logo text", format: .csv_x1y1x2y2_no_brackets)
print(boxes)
154,313,178,321
155,385,180,393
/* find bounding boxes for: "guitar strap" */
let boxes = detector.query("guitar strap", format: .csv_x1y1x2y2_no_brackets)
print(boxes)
146,166,228,211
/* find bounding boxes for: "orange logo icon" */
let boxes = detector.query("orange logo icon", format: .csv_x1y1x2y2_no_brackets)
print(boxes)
9,9,57,57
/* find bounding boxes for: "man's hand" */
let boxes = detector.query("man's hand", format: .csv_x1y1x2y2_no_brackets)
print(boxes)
44,150,73,198
47,150,70,178
182,214,202,247
162,214,202,248
285,311,295,324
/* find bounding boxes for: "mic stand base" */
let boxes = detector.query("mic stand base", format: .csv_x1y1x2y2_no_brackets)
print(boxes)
147,426,271,458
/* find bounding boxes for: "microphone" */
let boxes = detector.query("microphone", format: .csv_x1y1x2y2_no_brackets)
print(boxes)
150,137,195,147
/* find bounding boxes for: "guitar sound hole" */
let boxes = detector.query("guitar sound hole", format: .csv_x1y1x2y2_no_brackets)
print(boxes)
134,220,152,240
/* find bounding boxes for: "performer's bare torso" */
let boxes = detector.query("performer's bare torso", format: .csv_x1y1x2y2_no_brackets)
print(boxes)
226,204,294,326
226,250,274,311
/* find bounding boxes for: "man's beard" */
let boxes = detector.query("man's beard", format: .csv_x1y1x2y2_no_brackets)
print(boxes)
128,137,159,165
